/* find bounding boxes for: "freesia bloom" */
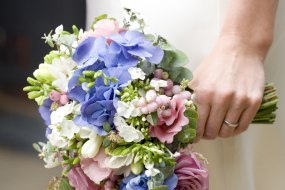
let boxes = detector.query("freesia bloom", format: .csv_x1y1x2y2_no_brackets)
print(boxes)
67,164,101,190
114,116,144,142
81,148,112,184
175,153,209,190
150,94,189,143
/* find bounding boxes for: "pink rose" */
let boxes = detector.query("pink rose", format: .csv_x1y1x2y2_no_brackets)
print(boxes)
67,164,101,190
79,19,122,43
93,19,120,37
175,153,209,190
150,94,189,143
80,148,112,185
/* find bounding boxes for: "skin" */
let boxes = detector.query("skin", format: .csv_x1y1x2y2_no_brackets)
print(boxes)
189,0,279,141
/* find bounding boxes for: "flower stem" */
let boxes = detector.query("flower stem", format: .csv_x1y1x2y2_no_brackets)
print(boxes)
252,83,279,124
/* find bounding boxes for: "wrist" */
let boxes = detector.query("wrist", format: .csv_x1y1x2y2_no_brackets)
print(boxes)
215,34,272,61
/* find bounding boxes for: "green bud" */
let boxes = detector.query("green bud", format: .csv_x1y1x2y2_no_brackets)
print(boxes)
35,96,46,106
44,51,63,64
94,70,103,78
102,138,111,148
104,77,109,85
72,25,79,36
33,64,54,83
131,162,144,175
83,70,95,78
23,86,41,92
103,122,112,132
28,91,43,99
72,157,80,165
27,77,41,86
87,82,95,88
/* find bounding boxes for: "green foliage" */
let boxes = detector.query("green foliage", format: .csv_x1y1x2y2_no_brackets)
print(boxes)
158,42,192,83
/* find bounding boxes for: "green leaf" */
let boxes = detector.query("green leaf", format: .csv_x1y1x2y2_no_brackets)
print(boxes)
59,177,75,190
138,60,155,76
159,51,176,69
151,112,158,126
33,143,42,153
184,109,198,120
176,126,196,143
168,66,193,83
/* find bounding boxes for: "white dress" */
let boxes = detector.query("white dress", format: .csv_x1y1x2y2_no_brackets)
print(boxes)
86,1,285,189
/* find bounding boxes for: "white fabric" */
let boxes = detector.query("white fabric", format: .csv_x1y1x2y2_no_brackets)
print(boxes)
86,1,285,189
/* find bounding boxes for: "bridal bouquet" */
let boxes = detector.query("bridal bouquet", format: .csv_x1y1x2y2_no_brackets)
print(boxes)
23,9,278,190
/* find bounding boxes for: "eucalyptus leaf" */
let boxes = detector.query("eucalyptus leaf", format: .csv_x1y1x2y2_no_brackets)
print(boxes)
139,60,155,76
184,109,198,120
176,126,196,143
168,67,193,83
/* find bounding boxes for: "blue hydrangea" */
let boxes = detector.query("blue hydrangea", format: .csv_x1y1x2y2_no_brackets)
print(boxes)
120,174,150,190
105,30,164,68
72,37,107,67
38,98,53,126
68,61,105,103
163,174,178,190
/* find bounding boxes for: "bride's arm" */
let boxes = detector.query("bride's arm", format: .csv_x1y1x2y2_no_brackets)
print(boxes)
190,0,278,141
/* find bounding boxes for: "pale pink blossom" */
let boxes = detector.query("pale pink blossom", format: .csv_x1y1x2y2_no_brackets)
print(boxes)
80,148,112,184
79,19,122,43
150,94,189,143
67,164,101,190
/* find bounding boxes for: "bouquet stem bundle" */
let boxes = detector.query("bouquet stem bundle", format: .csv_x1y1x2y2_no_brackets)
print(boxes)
253,83,278,124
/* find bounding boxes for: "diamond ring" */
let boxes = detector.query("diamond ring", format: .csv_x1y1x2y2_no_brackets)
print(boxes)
224,120,238,128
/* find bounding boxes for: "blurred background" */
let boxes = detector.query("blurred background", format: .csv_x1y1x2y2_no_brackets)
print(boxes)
0,0,86,189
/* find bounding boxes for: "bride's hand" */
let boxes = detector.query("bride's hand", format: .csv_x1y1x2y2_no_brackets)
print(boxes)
189,36,266,141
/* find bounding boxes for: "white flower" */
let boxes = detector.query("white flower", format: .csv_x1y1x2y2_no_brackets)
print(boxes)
44,154,60,168
47,127,68,148
48,57,76,91
78,126,94,139
50,102,75,125
150,79,168,91
145,168,160,177
60,120,80,139
144,162,160,177
128,67,146,80
105,154,134,169
114,116,144,143
81,135,103,158
52,25,63,40
116,100,141,118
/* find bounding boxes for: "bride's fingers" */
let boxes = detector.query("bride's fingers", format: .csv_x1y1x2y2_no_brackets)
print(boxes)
219,106,244,138
192,93,210,143
234,96,262,135
203,97,229,139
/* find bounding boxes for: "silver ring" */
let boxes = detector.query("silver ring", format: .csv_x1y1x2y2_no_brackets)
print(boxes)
224,120,238,128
